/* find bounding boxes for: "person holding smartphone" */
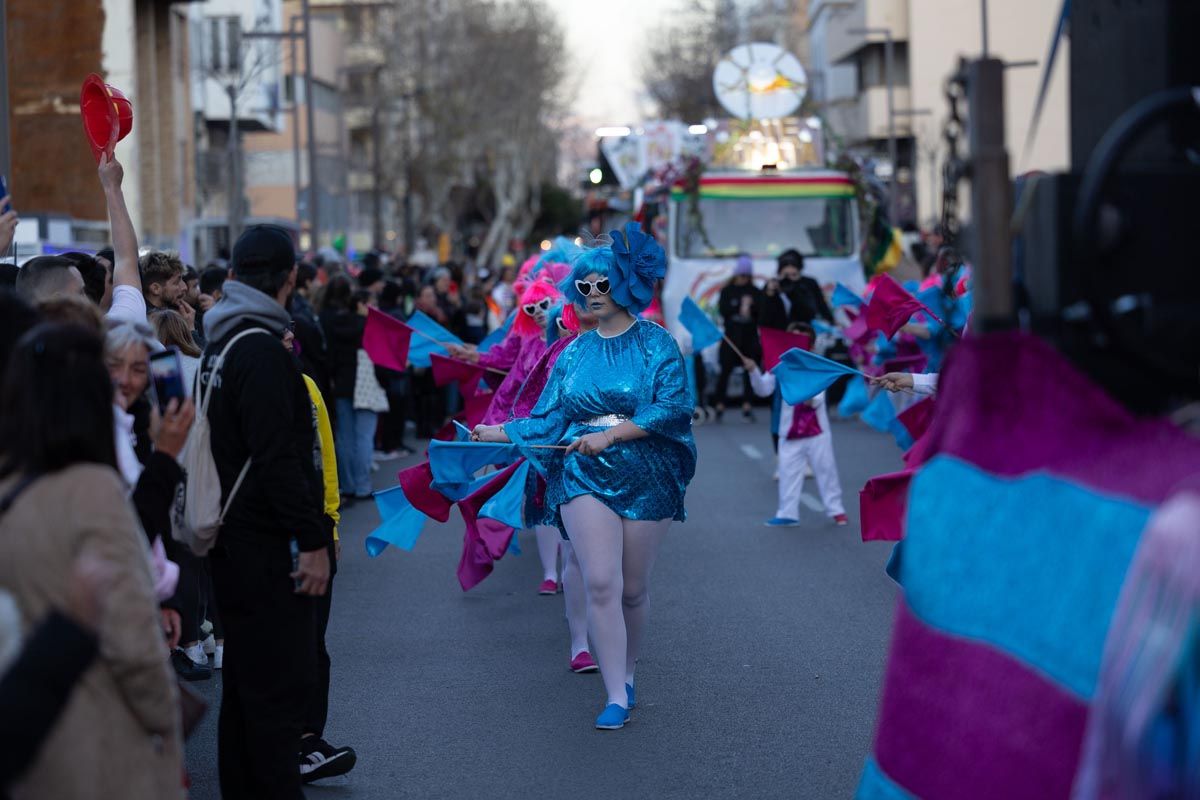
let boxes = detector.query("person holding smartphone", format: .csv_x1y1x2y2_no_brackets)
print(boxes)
104,319,202,678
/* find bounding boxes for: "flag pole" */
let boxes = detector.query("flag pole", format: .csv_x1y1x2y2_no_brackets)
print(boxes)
405,325,509,375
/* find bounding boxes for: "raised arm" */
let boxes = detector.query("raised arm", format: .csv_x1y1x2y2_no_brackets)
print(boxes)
98,153,139,292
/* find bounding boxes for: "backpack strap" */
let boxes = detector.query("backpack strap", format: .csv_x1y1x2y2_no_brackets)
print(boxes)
197,327,272,515
196,327,273,419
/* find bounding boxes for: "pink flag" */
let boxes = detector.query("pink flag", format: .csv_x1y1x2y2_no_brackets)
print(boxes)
865,275,928,339
430,353,487,398
759,326,813,371
897,397,936,442
844,310,872,344
455,460,525,590
397,461,452,523
459,390,492,429
883,354,928,375
363,307,412,371
859,468,914,542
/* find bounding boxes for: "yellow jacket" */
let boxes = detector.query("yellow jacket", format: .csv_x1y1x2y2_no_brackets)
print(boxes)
302,375,340,541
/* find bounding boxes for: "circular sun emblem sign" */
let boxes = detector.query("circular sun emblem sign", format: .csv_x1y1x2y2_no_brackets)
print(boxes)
713,43,808,121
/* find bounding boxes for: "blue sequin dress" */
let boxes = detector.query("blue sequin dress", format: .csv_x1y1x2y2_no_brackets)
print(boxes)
505,320,697,530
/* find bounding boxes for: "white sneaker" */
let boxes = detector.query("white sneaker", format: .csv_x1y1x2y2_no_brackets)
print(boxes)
201,633,216,655
213,644,224,670
184,643,208,666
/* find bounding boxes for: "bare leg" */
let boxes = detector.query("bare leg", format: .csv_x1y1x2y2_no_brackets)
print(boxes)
560,494,627,707
620,518,671,685
560,540,590,658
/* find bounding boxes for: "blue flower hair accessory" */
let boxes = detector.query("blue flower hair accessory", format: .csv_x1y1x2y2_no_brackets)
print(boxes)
608,222,666,315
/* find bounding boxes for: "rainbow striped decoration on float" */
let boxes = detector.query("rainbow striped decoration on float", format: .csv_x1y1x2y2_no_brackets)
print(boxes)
857,332,1200,799
669,175,855,201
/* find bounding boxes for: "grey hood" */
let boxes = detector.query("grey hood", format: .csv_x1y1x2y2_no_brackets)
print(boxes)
203,281,292,343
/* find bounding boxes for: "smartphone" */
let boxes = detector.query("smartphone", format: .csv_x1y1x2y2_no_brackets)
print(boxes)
0,176,10,213
149,347,186,414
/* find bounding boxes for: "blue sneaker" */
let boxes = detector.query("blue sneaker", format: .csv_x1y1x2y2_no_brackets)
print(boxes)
626,683,636,709
764,517,801,527
595,703,630,730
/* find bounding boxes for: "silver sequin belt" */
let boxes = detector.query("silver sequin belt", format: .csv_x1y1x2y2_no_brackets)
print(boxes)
582,414,629,428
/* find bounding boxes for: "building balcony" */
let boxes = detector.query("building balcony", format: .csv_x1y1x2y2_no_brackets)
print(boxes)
829,85,913,145
344,105,374,132
345,40,385,70
824,0,910,64
347,166,375,192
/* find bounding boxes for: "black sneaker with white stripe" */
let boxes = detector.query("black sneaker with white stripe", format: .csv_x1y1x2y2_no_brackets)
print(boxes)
299,737,357,784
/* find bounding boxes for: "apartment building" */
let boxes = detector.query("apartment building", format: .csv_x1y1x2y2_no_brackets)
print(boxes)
7,0,197,255
807,0,1069,227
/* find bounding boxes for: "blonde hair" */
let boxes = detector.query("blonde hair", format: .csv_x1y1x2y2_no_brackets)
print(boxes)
150,309,201,357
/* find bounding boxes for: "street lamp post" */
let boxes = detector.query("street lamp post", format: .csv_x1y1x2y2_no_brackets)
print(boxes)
848,26,896,219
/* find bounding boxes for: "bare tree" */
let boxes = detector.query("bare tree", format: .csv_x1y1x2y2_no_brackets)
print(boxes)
195,8,283,246
380,0,566,266
640,0,810,121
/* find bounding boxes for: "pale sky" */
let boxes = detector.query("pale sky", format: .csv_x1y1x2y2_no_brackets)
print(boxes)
544,0,671,125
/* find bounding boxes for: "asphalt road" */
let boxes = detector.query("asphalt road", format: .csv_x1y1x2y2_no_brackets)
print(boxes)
185,413,902,800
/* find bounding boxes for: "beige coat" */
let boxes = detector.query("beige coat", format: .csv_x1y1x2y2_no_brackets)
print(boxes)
0,465,183,800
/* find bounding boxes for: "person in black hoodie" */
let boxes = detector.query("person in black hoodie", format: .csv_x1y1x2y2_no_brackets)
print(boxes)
198,225,331,800
715,254,763,422
760,249,834,328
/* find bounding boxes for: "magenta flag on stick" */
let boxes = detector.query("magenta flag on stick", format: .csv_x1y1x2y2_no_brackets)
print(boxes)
859,468,914,542
430,353,486,397
759,326,813,371
363,307,412,371
897,397,936,442
865,274,929,339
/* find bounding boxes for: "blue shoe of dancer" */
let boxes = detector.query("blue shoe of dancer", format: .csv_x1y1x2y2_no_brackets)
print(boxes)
595,703,630,730
626,683,636,709
764,517,801,527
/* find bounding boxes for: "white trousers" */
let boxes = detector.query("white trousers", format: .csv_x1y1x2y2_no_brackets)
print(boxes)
776,433,845,519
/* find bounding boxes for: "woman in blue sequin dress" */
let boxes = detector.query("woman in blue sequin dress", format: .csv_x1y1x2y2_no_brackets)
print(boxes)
473,224,696,730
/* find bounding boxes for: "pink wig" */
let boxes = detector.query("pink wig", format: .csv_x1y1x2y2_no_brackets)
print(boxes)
560,302,580,334
512,278,562,337
514,255,541,296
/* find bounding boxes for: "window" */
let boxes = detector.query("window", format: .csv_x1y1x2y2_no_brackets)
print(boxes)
854,42,910,91
676,196,855,259
206,16,242,74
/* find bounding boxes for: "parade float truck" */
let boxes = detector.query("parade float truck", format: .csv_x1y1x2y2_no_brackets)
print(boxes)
658,166,864,341
637,42,866,340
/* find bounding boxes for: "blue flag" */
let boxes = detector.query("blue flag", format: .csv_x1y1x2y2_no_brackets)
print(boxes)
428,440,520,488
452,420,473,441
479,460,531,530
811,319,840,338
832,283,864,308
862,388,897,433
365,485,427,556
772,348,860,404
478,311,513,354
838,375,870,417
951,291,972,331
861,390,914,449
407,310,463,368
679,296,722,352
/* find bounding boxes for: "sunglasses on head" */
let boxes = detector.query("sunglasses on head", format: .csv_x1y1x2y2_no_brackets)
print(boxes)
522,298,553,316
574,278,610,297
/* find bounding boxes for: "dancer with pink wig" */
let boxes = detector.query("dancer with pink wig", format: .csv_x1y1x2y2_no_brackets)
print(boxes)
450,277,568,596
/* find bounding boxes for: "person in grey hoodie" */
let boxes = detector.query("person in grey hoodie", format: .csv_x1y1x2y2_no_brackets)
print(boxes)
198,225,332,800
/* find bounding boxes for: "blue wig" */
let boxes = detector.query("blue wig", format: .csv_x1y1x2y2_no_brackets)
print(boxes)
560,247,615,308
